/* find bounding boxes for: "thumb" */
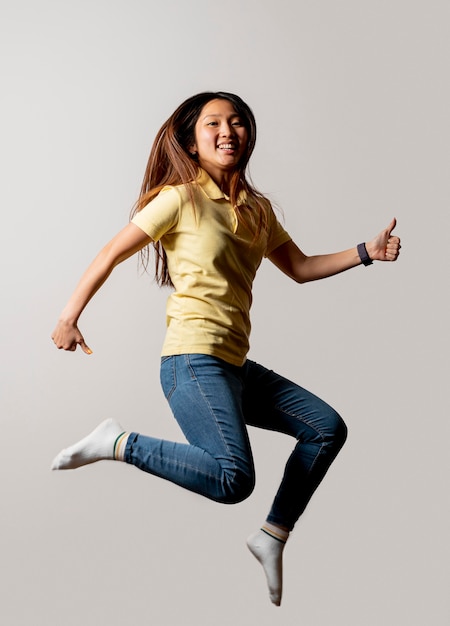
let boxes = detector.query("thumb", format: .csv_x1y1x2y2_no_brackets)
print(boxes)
80,340,93,355
386,217,397,237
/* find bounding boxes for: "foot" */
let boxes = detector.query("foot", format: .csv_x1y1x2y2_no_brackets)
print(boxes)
247,529,286,606
51,418,126,470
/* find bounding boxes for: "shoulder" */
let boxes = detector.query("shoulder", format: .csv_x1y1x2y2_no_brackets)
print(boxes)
131,186,183,239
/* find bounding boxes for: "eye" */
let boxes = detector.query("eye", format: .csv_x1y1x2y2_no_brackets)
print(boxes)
207,121,219,126
231,119,243,126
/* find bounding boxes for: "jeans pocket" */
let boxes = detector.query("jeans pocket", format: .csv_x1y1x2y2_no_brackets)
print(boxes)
160,356,176,400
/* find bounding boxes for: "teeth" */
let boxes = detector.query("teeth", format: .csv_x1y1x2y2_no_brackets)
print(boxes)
218,143,235,149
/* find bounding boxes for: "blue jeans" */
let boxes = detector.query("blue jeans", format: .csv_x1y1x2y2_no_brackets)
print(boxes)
125,354,347,530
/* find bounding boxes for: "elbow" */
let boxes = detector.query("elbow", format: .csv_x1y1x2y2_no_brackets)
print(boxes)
290,267,309,284
293,274,307,284
292,257,314,284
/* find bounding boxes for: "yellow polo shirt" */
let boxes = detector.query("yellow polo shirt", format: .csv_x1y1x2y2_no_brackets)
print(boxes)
132,170,291,365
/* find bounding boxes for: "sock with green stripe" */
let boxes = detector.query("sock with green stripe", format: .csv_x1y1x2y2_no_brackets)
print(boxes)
51,418,129,470
247,521,290,606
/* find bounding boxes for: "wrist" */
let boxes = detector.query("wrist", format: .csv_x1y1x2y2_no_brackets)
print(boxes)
357,242,373,266
59,309,80,326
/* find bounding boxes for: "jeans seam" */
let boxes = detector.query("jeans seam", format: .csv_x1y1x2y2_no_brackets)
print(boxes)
273,405,328,475
273,404,327,442
140,451,222,481
186,355,240,482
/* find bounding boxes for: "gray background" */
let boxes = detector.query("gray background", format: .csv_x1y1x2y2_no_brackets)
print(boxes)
1,1,449,624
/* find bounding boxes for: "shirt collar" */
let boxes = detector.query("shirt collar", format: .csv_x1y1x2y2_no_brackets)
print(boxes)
196,169,247,206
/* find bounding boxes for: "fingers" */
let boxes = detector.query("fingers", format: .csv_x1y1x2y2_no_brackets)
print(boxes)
52,338,93,353
51,327,92,354
385,236,401,261
80,341,93,355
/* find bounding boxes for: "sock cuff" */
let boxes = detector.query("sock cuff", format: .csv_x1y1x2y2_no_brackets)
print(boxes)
113,432,128,461
261,523,289,544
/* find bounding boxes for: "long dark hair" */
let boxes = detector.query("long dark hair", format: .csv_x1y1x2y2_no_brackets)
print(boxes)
132,91,269,286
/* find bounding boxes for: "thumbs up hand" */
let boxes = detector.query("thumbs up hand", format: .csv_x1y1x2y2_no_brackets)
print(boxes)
366,218,401,262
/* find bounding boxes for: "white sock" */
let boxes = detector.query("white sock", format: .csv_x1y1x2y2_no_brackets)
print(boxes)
247,522,289,606
51,418,128,470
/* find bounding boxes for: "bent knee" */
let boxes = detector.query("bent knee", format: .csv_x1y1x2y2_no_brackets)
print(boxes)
329,411,348,450
220,470,255,505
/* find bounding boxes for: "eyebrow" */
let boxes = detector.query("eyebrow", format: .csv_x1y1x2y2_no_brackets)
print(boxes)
202,112,240,120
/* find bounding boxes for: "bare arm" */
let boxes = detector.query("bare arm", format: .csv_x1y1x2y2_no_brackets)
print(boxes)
51,223,152,353
269,218,401,283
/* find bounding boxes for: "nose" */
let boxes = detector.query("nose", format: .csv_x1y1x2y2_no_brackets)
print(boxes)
220,121,235,137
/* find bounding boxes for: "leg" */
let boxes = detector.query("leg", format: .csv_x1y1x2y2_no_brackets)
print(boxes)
52,355,254,504
243,359,347,528
125,355,255,504
243,360,347,605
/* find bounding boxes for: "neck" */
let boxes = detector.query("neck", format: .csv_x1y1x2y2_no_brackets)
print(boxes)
212,171,232,196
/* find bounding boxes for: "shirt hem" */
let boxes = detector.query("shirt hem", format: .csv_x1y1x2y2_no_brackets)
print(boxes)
160,347,247,367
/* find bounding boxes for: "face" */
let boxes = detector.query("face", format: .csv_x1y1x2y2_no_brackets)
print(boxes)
191,98,248,187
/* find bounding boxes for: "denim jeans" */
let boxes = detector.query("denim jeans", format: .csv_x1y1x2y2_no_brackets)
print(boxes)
125,354,347,530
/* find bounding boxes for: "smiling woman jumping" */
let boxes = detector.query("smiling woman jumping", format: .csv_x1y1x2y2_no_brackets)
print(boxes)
51,91,401,606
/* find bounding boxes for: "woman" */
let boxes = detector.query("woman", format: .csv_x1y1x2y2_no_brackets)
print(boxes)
51,91,401,606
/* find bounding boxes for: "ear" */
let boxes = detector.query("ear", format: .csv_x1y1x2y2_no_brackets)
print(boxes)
189,144,198,157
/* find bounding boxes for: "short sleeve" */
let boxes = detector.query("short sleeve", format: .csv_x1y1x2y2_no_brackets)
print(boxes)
131,186,181,242
265,206,292,256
